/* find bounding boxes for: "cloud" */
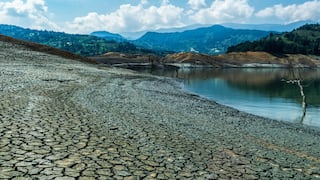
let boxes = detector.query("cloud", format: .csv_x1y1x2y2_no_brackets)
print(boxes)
256,0,320,23
189,0,254,24
0,0,58,30
66,0,185,33
2,0,319,34
188,0,207,10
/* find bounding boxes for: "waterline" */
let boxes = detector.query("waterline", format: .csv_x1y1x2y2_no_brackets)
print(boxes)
140,68,320,128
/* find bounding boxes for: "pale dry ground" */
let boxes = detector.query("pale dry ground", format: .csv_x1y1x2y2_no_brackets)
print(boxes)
1,40,320,179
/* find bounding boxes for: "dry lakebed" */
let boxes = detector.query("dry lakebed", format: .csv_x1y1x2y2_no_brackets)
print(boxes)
1,40,320,179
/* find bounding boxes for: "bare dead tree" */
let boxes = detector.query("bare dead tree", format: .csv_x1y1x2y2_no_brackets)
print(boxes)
281,68,308,123
284,79,307,123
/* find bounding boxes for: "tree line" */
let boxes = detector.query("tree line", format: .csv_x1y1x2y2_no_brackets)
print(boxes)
0,25,154,57
228,24,320,55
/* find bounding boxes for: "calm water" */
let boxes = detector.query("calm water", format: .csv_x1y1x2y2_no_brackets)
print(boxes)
140,68,320,128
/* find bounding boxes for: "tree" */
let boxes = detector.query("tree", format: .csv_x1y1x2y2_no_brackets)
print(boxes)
228,24,320,55
282,70,307,123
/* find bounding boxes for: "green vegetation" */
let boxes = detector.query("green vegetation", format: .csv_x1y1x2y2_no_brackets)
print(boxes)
91,31,125,42
134,25,271,54
0,24,154,56
228,24,320,55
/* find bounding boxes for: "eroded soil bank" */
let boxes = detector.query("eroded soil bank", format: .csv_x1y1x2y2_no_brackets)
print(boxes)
1,41,320,179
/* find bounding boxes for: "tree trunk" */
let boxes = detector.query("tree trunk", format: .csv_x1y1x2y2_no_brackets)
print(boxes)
297,80,307,123
284,79,307,123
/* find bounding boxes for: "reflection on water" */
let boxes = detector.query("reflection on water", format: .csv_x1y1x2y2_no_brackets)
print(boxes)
140,68,320,128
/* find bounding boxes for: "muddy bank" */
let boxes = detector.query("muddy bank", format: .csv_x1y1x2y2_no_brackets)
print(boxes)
1,40,320,179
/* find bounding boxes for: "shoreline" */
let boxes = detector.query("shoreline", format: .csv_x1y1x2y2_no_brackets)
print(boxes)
139,71,320,134
167,74,320,131
96,61,320,69
1,40,320,179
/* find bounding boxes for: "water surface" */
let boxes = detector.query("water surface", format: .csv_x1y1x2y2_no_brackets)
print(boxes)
141,68,320,128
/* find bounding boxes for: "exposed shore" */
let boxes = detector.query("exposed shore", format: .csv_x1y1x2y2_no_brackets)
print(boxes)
91,51,320,70
1,40,320,179
164,51,320,68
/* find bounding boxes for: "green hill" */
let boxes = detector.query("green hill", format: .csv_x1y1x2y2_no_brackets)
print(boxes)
91,31,125,42
133,25,271,55
228,24,320,55
0,24,153,57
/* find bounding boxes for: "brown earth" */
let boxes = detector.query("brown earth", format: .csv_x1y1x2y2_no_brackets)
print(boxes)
90,49,320,68
163,52,224,67
91,52,160,65
164,51,320,68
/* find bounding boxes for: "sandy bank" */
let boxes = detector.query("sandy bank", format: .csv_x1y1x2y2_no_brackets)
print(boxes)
1,40,320,179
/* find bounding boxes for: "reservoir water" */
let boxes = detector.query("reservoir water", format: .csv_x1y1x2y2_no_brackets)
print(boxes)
140,68,320,129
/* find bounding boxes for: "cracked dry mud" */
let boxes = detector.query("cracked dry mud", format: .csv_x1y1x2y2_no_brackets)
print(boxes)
1,41,320,179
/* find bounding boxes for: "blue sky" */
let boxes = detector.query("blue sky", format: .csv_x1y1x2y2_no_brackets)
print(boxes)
0,0,319,34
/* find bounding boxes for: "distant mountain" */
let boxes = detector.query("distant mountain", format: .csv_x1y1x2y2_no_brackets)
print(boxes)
119,24,212,40
152,24,211,33
133,25,272,54
0,24,153,56
223,21,316,32
228,24,320,55
118,31,147,40
91,31,125,42
118,21,311,41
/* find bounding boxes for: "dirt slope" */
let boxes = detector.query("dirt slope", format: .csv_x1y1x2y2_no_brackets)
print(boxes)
164,51,320,68
0,34,97,64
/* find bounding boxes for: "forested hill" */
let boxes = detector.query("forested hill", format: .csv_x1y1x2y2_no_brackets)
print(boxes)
0,24,153,57
228,24,320,55
133,25,271,55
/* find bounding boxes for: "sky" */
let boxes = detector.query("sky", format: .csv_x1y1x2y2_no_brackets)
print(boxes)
0,0,319,34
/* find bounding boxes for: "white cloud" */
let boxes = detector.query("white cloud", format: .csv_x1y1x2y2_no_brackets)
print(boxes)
0,0,58,30
188,0,207,10
189,0,254,24
1,0,319,34
256,0,320,23
66,0,185,34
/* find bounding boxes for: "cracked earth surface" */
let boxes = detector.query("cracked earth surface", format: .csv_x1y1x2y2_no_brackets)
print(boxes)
1,41,320,179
